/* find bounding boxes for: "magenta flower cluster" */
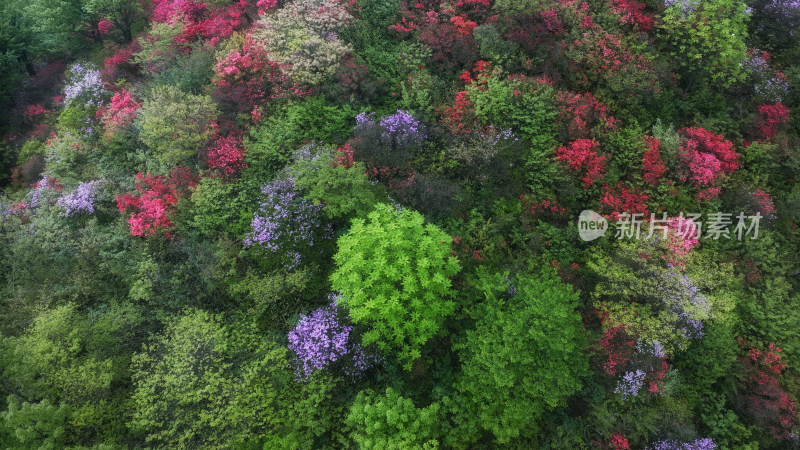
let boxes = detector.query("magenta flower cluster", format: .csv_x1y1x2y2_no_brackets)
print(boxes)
58,181,101,216
287,294,376,378
244,178,331,270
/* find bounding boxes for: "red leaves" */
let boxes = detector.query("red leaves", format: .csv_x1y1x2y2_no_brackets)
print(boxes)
115,168,197,237
642,136,666,185
678,127,739,187
755,103,790,142
555,139,607,187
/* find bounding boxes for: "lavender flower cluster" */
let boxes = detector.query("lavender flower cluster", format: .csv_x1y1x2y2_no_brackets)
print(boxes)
64,64,106,107
661,269,710,340
244,178,331,270
615,369,646,399
650,438,716,449
57,181,101,216
287,294,376,378
742,54,790,102
355,110,427,147
664,0,696,16
480,127,518,147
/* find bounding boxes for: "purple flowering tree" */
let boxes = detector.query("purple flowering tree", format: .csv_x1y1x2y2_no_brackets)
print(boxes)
64,63,106,107
57,181,102,216
615,369,646,399
650,438,716,449
244,177,332,270
287,294,376,378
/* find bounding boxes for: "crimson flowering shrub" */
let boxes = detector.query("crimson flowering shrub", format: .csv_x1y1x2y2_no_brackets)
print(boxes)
554,90,617,141
23,104,51,122
555,139,607,187
754,103,790,141
102,42,140,84
677,127,739,187
440,90,478,135
150,0,254,46
206,132,246,176
735,340,798,440
594,324,636,377
665,215,699,264
391,0,491,71
212,37,304,118
642,136,667,185
609,0,654,30
98,89,141,138
565,29,659,97
599,183,649,220
115,168,197,237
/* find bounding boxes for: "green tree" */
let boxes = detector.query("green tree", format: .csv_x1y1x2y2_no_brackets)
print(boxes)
346,387,441,449
1,396,70,450
129,310,299,448
330,203,461,369
452,270,589,444
83,0,143,42
137,85,218,170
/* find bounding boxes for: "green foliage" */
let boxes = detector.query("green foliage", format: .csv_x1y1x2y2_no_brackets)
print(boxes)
1,396,70,450
330,203,461,369
660,0,749,87
346,387,441,449
452,269,589,444
288,147,385,222
130,310,299,448
0,302,142,445
190,176,253,237
137,84,218,170
151,42,216,94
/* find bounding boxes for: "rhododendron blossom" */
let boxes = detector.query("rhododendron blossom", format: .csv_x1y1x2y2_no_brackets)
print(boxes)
206,134,246,175
755,103,790,141
599,183,649,220
99,90,141,136
679,127,739,186
98,19,113,36
642,136,667,185
115,168,196,237
555,139,607,187
610,0,654,30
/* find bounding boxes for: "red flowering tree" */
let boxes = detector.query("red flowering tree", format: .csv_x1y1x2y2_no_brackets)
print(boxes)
754,103,790,142
115,167,197,237
642,136,667,185
599,183,649,220
391,0,491,71
678,127,739,187
206,133,246,176
609,0,654,30
554,90,617,141
212,37,305,118
736,340,798,440
555,139,607,187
